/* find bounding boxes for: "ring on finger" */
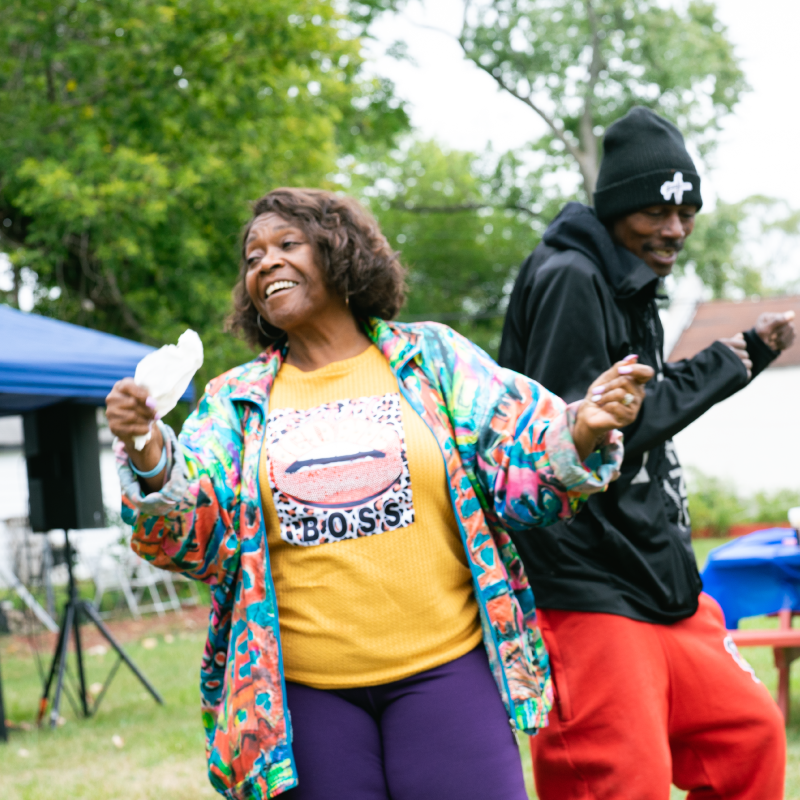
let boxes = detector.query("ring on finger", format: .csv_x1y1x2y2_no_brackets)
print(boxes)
622,392,635,406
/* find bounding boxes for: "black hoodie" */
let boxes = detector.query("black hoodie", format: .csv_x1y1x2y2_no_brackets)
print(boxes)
499,203,777,623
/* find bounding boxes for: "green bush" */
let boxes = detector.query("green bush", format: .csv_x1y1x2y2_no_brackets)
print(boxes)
752,489,800,523
687,468,800,536
686,469,747,536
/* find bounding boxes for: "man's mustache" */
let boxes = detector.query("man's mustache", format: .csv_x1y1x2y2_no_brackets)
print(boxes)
642,239,685,253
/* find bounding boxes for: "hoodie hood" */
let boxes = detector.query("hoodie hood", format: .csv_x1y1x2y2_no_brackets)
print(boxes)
543,202,660,301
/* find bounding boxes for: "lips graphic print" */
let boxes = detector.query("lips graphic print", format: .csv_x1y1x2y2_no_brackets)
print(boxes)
266,393,415,546
271,418,403,507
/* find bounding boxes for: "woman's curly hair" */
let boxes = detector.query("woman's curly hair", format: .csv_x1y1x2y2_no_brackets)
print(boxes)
228,188,407,349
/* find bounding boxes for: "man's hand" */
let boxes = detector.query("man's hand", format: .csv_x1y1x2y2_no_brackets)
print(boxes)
719,311,796,381
756,311,796,352
718,332,752,380
572,355,655,462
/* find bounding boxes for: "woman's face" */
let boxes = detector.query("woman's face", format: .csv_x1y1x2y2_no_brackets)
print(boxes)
244,213,343,333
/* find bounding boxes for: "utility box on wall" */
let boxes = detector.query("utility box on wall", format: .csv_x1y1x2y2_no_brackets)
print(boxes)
23,404,105,532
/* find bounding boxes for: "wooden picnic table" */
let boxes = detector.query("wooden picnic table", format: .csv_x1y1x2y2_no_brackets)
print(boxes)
729,609,800,722
703,528,800,723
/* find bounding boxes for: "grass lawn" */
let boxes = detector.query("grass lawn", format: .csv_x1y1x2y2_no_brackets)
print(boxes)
0,538,796,798
0,623,213,799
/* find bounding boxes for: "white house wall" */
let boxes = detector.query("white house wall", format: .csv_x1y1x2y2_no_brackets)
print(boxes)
673,366,800,494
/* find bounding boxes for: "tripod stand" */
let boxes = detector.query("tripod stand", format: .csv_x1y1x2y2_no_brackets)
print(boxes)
37,531,163,728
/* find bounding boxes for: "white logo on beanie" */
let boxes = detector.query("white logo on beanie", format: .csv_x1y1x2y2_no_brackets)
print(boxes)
659,172,693,204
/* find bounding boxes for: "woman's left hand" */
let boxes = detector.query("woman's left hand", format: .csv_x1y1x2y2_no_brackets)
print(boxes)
572,355,655,462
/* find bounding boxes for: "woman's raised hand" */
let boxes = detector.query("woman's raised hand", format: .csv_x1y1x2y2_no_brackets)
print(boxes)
572,355,654,462
106,378,166,488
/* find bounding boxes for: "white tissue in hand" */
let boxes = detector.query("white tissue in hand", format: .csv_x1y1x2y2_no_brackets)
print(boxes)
133,329,203,450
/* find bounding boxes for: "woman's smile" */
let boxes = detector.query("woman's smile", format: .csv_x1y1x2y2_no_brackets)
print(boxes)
265,279,299,299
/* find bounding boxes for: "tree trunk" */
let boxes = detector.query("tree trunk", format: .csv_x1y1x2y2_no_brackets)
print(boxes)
577,111,599,199
575,152,598,201
10,264,21,309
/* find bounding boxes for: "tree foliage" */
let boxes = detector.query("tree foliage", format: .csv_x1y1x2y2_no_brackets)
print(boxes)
0,0,408,382
355,140,567,354
460,0,747,195
680,197,800,299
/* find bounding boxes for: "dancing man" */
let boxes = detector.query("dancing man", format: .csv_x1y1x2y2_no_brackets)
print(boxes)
499,106,796,799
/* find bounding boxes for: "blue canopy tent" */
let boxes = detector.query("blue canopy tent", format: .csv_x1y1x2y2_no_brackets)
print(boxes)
0,306,173,727
0,305,193,415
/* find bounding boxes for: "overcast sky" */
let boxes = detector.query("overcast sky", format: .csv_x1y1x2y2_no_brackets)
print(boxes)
366,0,800,210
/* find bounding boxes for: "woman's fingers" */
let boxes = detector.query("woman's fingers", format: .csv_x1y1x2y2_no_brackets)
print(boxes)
592,385,643,409
580,399,639,436
588,355,638,393
589,356,654,388
589,374,648,401
621,364,655,384
106,378,156,441
579,357,653,446
107,377,150,405
588,362,654,402
575,357,655,459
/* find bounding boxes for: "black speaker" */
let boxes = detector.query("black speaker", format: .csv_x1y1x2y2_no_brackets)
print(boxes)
23,403,105,532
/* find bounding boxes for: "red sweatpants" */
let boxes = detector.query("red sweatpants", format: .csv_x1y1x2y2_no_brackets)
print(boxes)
531,593,786,799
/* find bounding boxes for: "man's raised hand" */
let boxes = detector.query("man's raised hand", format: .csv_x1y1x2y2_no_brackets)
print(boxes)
718,332,753,380
756,311,796,352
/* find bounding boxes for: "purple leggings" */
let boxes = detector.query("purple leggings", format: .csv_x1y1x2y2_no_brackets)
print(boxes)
282,646,529,800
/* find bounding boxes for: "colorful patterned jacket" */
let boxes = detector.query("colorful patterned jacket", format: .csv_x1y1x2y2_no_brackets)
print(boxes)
117,319,622,799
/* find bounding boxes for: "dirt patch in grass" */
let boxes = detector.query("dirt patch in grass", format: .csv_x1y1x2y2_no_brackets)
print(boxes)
2,605,210,660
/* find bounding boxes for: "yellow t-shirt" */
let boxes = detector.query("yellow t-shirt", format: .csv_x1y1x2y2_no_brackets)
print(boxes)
259,344,482,689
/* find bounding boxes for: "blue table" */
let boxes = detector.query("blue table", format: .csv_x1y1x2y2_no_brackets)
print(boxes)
701,528,800,629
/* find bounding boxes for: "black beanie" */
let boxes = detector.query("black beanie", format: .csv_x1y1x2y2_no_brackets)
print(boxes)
593,107,702,222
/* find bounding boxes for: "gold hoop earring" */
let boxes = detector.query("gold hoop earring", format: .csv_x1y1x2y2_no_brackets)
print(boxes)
256,313,284,340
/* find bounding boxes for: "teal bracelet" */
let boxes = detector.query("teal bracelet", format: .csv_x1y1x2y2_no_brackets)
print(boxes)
129,445,167,479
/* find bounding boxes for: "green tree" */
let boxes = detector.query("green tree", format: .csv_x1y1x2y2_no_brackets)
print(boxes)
355,139,565,354
459,0,746,196
0,0,408,383
680,197,800,298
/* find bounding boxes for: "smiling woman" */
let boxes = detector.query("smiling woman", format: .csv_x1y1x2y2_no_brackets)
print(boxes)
228,189,406,371
104,187,652,800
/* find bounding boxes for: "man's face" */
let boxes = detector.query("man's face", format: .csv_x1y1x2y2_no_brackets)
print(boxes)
610,204,698,277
